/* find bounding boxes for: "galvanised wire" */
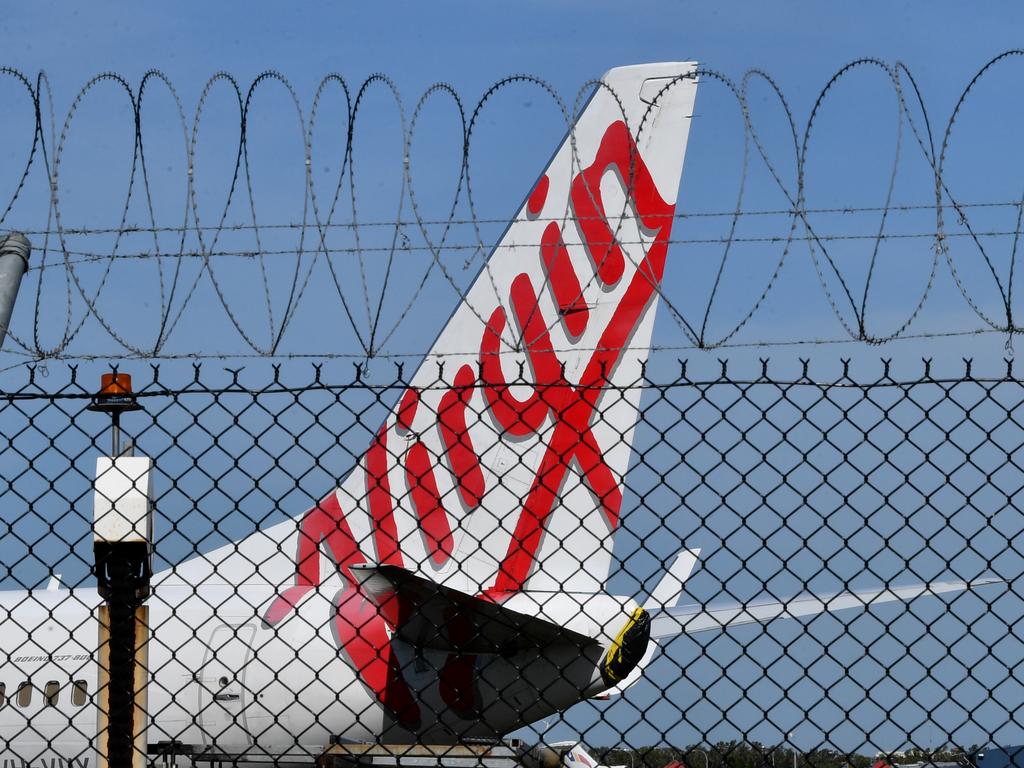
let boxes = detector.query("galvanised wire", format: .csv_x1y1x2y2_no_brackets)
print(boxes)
0,361,1014,766
2,54,1024,361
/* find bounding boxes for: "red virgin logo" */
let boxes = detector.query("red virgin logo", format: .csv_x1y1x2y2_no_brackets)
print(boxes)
261,120,676,726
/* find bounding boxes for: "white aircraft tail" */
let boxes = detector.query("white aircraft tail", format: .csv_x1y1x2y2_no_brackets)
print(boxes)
553,742,620,768
367,62,700,595
168,62,700,606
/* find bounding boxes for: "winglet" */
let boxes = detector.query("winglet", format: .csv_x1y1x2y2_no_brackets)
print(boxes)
603,547,702,697
644,548,700,610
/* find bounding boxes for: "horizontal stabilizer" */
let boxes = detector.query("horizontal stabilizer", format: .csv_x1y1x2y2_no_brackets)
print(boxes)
650,577,1004,639
350,563,596,655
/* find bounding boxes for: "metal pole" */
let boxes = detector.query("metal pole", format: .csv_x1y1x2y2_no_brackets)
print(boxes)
0,233,30,348
111,412,121,457
91,374,149,768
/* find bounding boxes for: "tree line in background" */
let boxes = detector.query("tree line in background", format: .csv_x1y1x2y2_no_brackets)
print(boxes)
595,743,979,768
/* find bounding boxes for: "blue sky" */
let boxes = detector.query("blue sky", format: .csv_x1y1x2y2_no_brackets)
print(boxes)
0,2,1023,375
0,3,1013,96
0,0,1023,756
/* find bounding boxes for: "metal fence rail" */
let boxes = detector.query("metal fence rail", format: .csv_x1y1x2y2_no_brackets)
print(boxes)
0,363,1017,768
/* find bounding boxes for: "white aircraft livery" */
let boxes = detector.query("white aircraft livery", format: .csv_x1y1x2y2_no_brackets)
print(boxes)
557,742,625,768
0,62,998,765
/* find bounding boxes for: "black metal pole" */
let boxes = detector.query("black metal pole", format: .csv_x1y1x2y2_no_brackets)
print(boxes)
90,373,148,768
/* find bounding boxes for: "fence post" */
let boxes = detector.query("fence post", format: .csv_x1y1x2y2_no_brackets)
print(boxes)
0,232,29,349
90,373,151,768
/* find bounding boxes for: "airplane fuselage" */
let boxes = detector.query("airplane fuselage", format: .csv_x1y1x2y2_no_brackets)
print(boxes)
0,582,625,763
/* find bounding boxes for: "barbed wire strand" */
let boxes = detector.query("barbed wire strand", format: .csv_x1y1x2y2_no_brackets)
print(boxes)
0,54,1023,361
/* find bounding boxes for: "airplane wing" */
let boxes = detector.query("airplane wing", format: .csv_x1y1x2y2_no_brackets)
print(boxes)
649,576,1004,639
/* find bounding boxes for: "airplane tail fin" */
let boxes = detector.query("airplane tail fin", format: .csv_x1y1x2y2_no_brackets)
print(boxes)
561,743,607,768
180,63,701,604
525,742,609,768
340,62,701,595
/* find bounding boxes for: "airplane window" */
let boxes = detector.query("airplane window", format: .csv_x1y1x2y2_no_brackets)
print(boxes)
71,680,88,707
16,682,31,708
44,681,59,707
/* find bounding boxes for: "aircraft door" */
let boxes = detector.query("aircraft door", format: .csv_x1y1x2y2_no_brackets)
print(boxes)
198,623,256,749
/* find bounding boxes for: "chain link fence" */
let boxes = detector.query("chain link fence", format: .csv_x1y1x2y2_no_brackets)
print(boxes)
0,362,1015,768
